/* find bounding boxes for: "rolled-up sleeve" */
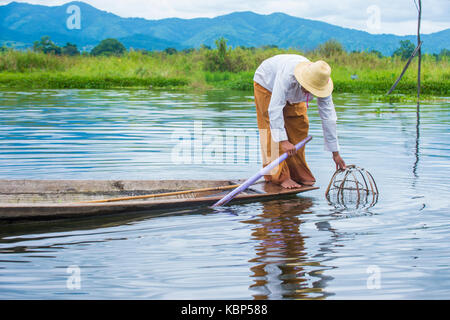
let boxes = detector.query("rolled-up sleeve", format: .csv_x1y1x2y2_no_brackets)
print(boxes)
268,71,288,142
317,95,340,152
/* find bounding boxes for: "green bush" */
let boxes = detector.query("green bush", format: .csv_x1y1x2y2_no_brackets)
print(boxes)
164,47,177,55
62,43,80,56
91,38,126,57
315,39,345,58
33,36,62,55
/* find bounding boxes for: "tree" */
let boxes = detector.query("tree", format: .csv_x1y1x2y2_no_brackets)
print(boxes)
33,36,61,55
392,40,415,60
369,49,383,58
215,37,229,71
316,39,345,57
62,42,80,56
203,37,231,72
164,47,177,55
261,44,278,50
91,38,126,56
438,48,450,61
182,48,194,54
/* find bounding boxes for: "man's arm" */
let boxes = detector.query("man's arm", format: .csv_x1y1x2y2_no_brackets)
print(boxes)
316,95,339,152
268,70,289,143
268,71,299,156
317,95,346,170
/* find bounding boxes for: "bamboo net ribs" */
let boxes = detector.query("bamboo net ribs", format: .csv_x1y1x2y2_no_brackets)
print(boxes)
325,165,379,209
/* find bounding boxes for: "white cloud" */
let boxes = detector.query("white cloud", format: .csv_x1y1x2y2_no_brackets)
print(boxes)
1,0,449,35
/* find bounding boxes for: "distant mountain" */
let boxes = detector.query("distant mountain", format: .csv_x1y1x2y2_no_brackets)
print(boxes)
1,1,448,55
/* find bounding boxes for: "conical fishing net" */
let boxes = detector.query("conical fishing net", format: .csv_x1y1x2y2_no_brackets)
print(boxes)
325,165,378,209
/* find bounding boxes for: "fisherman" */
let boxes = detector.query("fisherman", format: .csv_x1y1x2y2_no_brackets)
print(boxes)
253,54,346,189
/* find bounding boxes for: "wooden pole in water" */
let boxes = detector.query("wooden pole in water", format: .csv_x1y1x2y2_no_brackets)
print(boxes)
386,42,422,95
386,0,423,98
417,0,422,101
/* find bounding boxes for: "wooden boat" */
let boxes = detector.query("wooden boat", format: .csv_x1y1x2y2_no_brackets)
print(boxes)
0,179,318,221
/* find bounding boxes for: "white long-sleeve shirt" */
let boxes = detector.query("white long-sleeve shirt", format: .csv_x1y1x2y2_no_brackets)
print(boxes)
254,54,340,152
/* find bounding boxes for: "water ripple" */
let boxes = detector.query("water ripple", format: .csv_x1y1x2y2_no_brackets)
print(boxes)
0,88,449,299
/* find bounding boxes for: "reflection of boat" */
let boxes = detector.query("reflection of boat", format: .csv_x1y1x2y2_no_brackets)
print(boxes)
0,179,318,221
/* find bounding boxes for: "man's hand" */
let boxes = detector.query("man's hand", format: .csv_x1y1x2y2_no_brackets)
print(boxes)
332,151,346,171
280,140,297,156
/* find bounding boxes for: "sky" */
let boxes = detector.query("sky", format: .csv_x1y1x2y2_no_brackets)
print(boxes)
1,0,449,35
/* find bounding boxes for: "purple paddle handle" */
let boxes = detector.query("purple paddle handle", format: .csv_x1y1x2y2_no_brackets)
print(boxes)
211,135,312,207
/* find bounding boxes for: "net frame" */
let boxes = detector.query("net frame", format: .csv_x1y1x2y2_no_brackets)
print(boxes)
325,165,379,209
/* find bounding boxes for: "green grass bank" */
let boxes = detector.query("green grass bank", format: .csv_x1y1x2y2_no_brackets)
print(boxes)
0,47,448,96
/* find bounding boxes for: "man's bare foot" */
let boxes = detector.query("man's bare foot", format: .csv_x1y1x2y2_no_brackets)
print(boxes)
280,178,302,189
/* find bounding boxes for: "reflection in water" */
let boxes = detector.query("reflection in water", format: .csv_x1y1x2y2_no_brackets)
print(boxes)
394,101,422,187
1,89,449,299
413,102,421,183
244,199,333,299
0,207,204,247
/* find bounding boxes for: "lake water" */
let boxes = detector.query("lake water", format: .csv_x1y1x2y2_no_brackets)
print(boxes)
0,88,449,299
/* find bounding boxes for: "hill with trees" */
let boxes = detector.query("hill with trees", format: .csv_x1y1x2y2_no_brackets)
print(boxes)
0,1,449,55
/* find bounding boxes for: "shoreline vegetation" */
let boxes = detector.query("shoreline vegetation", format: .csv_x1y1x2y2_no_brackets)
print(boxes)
0,37,449,100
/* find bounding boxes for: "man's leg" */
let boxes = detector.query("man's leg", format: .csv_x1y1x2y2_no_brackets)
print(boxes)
253,82,293,186
283,102,316,186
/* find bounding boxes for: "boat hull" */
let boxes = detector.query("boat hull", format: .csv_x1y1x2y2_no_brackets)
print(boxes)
0,179,318,221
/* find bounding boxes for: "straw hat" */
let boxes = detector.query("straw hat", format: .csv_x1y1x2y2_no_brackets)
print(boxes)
294,60,333,98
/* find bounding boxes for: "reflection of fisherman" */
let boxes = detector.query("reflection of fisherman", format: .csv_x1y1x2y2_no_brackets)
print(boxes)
249,199,330,299
254,54,346,189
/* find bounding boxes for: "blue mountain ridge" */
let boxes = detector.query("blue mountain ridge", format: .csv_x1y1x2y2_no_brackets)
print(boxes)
0,1,448,55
